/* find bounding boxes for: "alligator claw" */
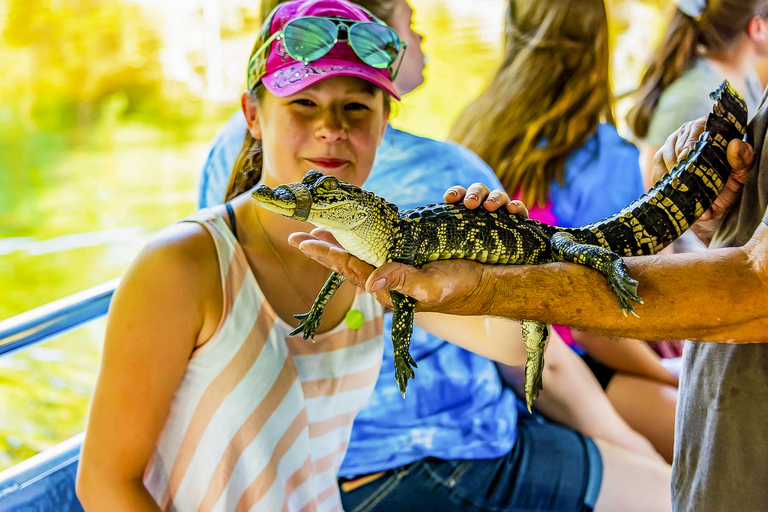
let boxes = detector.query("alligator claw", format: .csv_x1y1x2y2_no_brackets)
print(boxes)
290,311,321,340
607,261,643,317
394,353,417,398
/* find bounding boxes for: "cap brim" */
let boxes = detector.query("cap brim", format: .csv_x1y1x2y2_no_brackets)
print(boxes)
262,60,401,101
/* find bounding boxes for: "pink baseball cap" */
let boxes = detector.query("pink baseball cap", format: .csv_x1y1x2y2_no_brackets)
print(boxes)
247,0,401,100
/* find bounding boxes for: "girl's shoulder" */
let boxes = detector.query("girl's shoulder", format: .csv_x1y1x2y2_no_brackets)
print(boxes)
124,220,221,309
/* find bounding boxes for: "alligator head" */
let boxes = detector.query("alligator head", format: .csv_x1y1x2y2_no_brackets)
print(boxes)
251,170,399,266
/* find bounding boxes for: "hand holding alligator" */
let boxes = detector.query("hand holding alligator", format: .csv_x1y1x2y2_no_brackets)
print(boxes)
276,81,748,409
287,184,529,311
651,115,755,245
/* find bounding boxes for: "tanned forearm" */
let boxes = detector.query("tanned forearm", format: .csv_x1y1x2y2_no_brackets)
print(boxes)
478,229,768,343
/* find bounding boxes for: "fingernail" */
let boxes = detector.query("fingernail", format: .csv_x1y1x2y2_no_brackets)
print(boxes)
467,194,478,202
447,189,458,197
369,278,387,292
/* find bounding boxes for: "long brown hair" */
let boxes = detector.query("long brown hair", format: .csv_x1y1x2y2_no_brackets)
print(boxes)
627,1,768,139
449,0,613,206
224,0,400,201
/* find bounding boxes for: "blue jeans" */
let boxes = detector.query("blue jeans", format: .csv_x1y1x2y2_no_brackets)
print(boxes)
339,413,602,512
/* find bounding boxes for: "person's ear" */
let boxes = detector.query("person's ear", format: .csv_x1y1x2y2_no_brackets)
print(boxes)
747,15,768,44
241,91,263,139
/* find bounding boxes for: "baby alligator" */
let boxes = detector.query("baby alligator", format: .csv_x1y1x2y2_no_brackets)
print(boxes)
251,81,747,410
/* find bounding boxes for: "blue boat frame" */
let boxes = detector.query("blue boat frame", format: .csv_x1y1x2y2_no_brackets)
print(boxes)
0,280,119,511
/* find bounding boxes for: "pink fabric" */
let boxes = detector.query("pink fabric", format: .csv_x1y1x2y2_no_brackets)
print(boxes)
259,0,400,99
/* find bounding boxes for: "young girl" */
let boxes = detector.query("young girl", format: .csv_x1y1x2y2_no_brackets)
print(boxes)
75,1,529,510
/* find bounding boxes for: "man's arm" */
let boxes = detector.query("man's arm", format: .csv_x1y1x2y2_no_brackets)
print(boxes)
290,219,768,343
476,224,768,342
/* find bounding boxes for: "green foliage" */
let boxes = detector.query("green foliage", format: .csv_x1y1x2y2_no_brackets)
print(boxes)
2,0,165,131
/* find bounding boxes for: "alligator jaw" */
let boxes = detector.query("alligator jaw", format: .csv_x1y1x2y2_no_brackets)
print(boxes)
251,184,309,221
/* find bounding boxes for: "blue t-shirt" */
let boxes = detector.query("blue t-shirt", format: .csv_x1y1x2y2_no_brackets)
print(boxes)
196,113,643,476
197,112,519,476
551,123,644,226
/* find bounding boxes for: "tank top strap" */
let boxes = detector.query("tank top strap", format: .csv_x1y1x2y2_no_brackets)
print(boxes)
179,207,251,321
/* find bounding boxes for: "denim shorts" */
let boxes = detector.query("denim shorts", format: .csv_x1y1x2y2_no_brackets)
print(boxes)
339,412,602,512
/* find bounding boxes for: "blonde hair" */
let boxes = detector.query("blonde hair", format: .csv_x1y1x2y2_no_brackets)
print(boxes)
628,0,768,139
449,0,613,206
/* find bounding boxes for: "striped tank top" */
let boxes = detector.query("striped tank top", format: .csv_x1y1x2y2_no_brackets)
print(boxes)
143,206,384,512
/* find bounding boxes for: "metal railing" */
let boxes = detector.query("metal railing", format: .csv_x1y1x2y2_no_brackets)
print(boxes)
0,279,120,510
0,278,119,358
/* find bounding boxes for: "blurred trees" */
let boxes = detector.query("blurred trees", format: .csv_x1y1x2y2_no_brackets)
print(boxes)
1,0,166,131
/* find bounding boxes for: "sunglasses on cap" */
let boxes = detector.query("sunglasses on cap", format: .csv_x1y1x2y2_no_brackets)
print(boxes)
247,15,407,89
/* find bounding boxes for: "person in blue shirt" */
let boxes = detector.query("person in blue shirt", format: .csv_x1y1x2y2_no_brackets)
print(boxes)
449,0,679,463
197,0,672,510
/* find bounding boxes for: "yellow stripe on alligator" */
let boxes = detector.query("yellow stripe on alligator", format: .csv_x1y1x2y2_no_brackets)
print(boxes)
669,176,690,193
691,162,723,194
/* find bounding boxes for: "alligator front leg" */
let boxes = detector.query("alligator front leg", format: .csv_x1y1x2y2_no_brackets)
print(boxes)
550,232,644,316
290,271,346,339
389,290,418,398
521,319,548,412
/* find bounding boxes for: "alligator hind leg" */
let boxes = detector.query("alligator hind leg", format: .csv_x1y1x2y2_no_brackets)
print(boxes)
521,319,548,412
550,232,644,316
290,271,346,339
389,290,418,398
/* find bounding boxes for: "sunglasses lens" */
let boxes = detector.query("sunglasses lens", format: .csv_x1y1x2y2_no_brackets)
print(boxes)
284,17,337,62
349,23,401,68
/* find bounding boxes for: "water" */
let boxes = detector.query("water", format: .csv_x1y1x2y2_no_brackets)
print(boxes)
0,0,662,470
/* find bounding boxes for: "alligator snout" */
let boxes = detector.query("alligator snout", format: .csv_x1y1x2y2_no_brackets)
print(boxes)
251,182,313,221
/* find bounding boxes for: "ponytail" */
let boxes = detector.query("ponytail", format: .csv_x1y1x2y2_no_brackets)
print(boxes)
225,86,265,201
627,10,700,139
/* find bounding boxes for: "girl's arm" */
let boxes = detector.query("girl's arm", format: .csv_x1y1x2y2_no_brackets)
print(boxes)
76,224,220,511
570,330,678,387
497,331,664,461
414,312,528,366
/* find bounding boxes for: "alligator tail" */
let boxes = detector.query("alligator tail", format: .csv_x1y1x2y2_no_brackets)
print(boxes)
539,81,748,256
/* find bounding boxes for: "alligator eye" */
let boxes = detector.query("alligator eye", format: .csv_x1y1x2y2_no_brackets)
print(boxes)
318,177,338,191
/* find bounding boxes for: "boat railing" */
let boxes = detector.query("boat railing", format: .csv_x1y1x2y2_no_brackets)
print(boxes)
0,279,119,511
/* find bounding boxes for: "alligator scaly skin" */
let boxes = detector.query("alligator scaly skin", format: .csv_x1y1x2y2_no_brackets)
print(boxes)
255,81,747,410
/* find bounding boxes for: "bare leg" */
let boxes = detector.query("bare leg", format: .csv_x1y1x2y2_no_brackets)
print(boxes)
593,438,672,512
605,373,677,464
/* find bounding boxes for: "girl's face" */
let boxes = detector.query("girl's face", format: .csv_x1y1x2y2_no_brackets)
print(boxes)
244,76,389,187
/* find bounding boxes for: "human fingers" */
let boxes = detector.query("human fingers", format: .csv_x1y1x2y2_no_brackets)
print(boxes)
288,233,374,289
481,189,510,211
309,227,338,244
505,199,529,218
444,185,467,203
726,139,754,178
700,139,754,220
651,117,706,183
463,182,491,209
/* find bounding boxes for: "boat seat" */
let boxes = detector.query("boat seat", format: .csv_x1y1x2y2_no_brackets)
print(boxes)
0,434,84,512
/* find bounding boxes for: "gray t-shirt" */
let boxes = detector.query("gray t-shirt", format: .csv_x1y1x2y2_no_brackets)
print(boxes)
645,59,763,147
673,88,768,511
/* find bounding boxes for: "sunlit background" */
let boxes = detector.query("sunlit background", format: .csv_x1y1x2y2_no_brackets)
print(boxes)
0,0,671,470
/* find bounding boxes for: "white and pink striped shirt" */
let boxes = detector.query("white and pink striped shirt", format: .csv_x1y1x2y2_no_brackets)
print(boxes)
143,207,384,512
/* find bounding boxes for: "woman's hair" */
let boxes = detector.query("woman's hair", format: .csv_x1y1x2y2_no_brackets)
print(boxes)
449,0,613,206
224,0,398,202
627,0,768,139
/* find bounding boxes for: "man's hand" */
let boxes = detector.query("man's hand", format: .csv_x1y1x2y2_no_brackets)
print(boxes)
287,183,529,314
652,116,755,245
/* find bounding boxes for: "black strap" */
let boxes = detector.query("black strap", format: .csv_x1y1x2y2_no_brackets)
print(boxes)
225,202,238,241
